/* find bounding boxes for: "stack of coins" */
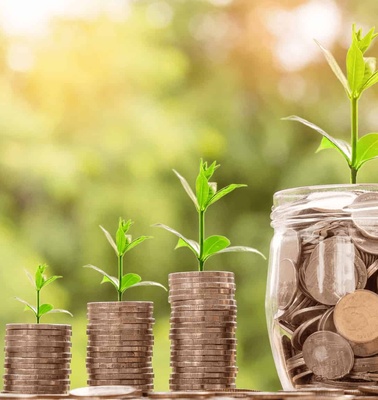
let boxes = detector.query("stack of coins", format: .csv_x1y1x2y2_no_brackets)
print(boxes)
3,324,72,395
169,271,237,391
86,301,154,394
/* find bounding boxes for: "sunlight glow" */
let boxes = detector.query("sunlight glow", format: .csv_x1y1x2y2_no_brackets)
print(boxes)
264,0,342,71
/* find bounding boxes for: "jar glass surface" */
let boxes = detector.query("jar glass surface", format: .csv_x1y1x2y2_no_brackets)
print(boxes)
266,184,378,390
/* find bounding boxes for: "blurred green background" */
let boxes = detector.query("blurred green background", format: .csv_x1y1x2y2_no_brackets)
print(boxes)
0,0,378,392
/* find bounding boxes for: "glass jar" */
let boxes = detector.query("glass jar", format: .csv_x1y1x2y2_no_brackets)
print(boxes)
266,184,378,390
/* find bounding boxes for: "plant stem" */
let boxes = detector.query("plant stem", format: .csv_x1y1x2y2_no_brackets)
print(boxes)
118,254,123,301
350,96,359,184
198,210,205,272
36,289,40,324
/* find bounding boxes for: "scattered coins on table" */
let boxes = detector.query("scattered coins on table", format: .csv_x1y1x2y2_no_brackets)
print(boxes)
3,324,72,395
169,271,237,391
270,189,378,389
86,302,154,394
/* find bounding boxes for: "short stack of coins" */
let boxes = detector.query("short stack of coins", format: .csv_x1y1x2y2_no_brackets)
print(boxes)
169,271,238,391
269,189,378,389
3,323,72,395
86,301,154,394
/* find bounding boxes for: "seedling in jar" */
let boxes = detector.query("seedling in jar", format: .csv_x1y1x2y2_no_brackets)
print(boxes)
284,25,378,183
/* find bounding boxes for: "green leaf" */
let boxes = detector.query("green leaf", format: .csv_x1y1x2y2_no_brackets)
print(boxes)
116,225,127,256
100,225,118,254
119,218,133,233
173,169,199,210
347,39,365,95
314,39,350,95
316,136,352,160
15,297,37,315
196,171,209,210
207,184,247,207
201,160,219,179
35,264,47,291
83,264,119,289
42,275,62,290
203,235,230,260
282,116,352,164
356,26,378,53
25,270,35,288
131,281,168,291
363,57,376,84
101,275,120,289
356,133,378,168
120,273,142,292
361,71,378,91
38,303,54,316
45,309,73,317
217,246,266,259
125,236,153,253
153,223,200,256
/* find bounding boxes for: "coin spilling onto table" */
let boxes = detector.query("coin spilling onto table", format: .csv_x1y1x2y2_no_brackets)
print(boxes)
3,324,72,395
169,271,237,391
270,189,378,389
86,301,154,394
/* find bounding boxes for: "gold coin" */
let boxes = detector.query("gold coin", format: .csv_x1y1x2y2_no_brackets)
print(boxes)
334,290,378,343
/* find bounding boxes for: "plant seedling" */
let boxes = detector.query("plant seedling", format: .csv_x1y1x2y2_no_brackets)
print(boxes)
15,264,72,324
284,25,378,183
154,159,265,271
84,218,167,301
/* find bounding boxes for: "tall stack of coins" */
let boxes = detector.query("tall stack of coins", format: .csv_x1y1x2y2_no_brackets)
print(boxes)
169,271,237,391
86,301,154,394
267,186,378,390
3,324,72,394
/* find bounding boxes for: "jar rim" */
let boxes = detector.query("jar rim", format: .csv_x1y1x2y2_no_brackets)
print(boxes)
271,183,378,227
273,183,378,207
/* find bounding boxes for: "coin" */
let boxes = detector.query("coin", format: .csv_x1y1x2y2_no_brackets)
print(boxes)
170,338,237,344
302,331,354,379
6,324,71,331
350,226,378,255
318,307,337,332
169,271,234,279
69,385,138,397
87,333,154,341
170,359,235,366
171,346,236,356
334,290,378,343
291,305,328,327
350,193,378,239
291,315,322,351
87,379,152,385
88,301,153,308
277,259,298,311
304,237,358,305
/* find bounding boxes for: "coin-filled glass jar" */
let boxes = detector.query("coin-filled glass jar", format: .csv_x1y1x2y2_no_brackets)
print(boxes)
266,184,378,390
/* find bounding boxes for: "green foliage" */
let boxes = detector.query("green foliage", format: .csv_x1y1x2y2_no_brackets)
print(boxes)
155,160,265,271
284,25,378,183
15,264,72,324
84,218,166,301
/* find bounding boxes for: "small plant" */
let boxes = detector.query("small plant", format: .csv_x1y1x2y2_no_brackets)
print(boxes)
15,264,72,324
154,159,265,271
84,218,167,301
284,24,378,183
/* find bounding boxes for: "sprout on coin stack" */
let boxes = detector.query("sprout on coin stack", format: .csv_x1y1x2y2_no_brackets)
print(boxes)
4,264,72,395
266,25,378,391
155,160,265,391
83,218,166,394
